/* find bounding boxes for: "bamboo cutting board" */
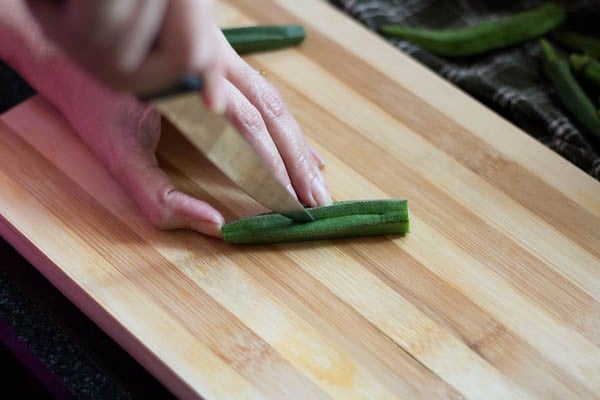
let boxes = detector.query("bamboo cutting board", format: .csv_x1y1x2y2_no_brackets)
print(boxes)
2,0,600,399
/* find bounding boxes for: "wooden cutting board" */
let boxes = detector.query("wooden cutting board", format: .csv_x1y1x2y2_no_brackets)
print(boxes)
1,0,600,399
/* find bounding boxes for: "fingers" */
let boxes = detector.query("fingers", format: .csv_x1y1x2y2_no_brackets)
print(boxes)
225,59,332,207
77,97,225,237
115,157,225,238
25,0,168,85
221,79,295,195
26,0,228,106
111,102,225,238
126,0,223,100
132,6,226,110
110,0,169,72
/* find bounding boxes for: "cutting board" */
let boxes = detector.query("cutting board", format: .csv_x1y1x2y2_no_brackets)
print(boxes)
2,0,600,399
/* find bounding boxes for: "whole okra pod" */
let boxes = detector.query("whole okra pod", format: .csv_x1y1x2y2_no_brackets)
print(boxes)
222,25,306,55
222,199,410,244
553,31,600,59
539,39,600,143
569,54,600,93
378,3,565,57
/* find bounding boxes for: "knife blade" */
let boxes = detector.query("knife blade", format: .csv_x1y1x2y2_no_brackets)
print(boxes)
139,76,314,222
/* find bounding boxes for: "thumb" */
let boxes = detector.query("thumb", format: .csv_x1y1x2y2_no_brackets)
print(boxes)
115,158,225,238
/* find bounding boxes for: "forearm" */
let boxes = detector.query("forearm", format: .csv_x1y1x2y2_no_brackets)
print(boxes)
0,0,134,128
0,1,133,169
1,2,73,109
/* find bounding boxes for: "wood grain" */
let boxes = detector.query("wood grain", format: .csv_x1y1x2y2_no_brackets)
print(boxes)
1,1,599,399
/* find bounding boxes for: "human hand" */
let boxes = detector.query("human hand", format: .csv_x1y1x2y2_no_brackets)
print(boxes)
25,0,227,111
51,30,330,237
10,0,331,237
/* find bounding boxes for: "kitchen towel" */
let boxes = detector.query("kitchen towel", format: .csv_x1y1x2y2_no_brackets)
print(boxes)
330,0,600,180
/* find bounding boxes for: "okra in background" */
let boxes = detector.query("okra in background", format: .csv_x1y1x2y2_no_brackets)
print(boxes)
553,30,600,59
378,3,565,57
222,25,306,54
569,54,600,94
377,2,600,147
539,39,600,144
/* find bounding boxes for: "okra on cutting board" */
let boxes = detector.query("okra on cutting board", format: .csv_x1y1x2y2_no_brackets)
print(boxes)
222,200,410,244
222,25,306,54
216,27,410,244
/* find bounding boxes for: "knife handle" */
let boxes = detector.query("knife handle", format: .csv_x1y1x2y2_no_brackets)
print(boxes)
138,75,204,101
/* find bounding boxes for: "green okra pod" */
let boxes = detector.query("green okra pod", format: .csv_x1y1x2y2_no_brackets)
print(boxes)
569,54,600,93
539,39,600,143
222,25,306,55
552,31,600,59
222,199,409,244
379,3,565,57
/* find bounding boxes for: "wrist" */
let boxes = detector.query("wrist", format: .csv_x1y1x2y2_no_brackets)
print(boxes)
0,1,83,113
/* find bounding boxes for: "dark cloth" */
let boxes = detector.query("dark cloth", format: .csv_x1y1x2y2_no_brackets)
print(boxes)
330,0,600,180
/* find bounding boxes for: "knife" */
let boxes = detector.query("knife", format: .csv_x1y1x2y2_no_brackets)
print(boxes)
139,76,314,222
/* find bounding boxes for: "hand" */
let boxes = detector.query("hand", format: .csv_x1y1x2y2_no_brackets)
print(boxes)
6,0,331,238
216,28,332,211
25,0,226,111
50,31,330,238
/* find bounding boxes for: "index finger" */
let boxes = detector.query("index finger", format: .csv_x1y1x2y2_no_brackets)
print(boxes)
225,57,332,207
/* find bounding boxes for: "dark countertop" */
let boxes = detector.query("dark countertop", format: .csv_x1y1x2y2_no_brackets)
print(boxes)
0,238,177,400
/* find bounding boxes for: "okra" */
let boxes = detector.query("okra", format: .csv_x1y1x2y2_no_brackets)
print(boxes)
379,3,565,57
552,31,600,59
569,54,600,92
222,25,305,55
222,199,409,244
539,39,600,143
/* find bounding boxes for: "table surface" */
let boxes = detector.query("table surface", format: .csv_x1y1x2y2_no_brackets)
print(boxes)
1,1,600,399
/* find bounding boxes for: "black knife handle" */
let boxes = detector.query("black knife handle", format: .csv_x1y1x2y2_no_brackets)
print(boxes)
138,75,204,101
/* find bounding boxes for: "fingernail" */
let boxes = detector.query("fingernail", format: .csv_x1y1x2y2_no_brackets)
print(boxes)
312,174,332,206
191,220,224,238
